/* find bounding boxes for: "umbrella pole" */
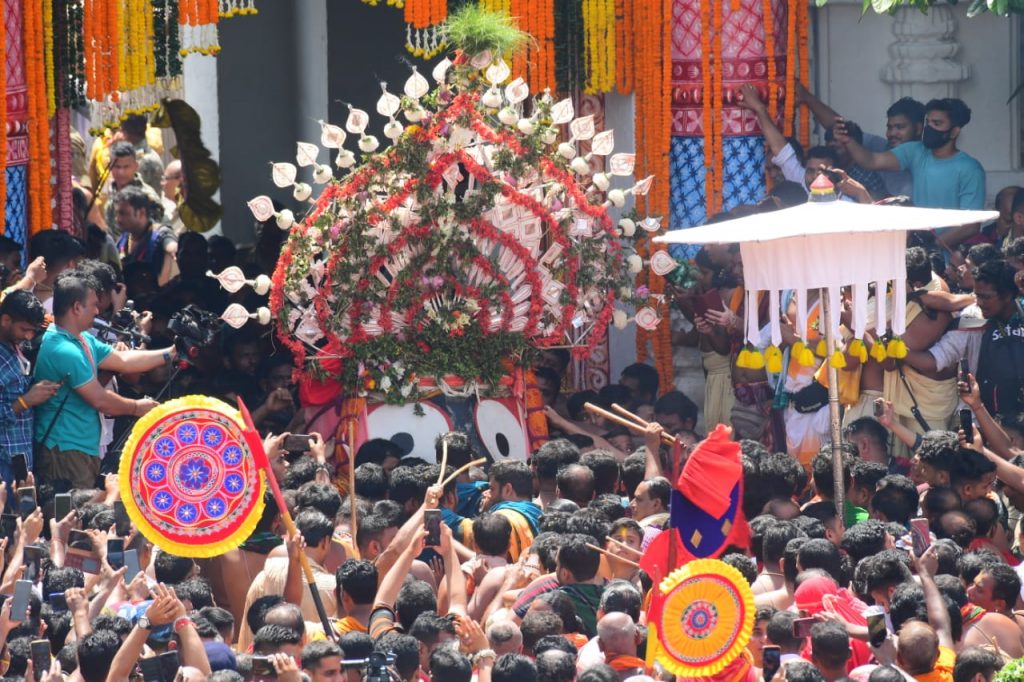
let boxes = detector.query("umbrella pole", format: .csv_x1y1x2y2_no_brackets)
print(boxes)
820,288,846,525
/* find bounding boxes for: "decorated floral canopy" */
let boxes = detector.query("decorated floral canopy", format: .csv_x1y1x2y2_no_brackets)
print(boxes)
655,197,997,352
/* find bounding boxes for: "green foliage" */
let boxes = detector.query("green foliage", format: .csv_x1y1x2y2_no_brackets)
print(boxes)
442,5,530,57
854,0,1024,15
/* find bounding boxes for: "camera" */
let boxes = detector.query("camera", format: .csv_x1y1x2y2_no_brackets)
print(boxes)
96,300,151,347
341,652,397,682
168,305,220,362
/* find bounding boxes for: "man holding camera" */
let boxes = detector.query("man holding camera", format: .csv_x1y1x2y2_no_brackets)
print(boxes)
33,273,177,489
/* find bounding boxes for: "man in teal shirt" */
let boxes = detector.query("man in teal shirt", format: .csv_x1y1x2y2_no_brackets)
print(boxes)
34,272,175,489
835,97,986,248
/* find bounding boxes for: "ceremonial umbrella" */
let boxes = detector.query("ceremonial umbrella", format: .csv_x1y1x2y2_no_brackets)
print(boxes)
655,183,996,515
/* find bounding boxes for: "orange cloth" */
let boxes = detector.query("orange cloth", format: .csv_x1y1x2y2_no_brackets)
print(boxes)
914,646,955,682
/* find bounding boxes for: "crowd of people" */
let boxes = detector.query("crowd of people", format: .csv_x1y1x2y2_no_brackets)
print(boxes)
0,76,1023,682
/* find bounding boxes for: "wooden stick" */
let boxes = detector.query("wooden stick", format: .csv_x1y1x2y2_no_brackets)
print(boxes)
611,403,649,427
605,535,643,556
348,419,360,559
586,542,641,569
439,458,488,488
583,402,676,444
437,438,448,486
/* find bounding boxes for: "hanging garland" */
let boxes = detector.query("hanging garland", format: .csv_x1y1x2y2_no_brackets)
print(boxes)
43,0,56,117
763,0,777,124
700,0,714,215
404,0,447,58
0,0,7,234
554,0,585,93
614,0,632,95
797,0,810,149
783,0,797,136
179,0,220,56
583,0,614,94
219,0,256,16
57,0,87,108
25,0,53,235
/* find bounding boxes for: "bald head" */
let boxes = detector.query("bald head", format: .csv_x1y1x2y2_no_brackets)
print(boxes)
597,612,637,656
897,621,939,675
488,621,523,656
556,463,595,507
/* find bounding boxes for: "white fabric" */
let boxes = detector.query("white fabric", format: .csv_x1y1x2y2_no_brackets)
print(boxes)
852,282,868,339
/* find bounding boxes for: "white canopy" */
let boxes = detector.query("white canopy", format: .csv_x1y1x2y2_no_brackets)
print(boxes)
653,200,999,346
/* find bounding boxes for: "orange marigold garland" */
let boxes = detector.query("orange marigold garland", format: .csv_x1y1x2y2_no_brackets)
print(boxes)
615,0,633,94
0,0,7,234
797,0,810,148
711,0,724,207
25,0,52,234
763,0,777,123
783,0,797,137
700,0,714,215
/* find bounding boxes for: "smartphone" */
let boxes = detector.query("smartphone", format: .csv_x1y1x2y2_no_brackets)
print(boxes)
11,579,32,621
23,545,43,583
30,639,50,682
11,454,28,484
865,605,888,647
53,493,72,521
138,657,163,682
792,616,816,638
17,487,36,520
113,501,130,536
157,651,179,682
873,397,885,418
107,538,125,570
68,529,92,551
424,509,442,547
959,359,971,386
124,549,141,582
1,513,16,539
762,645,781,682
910,517,931,558
283,434,313,453
250,655,276,679
47,592,68,612
960,408,974,443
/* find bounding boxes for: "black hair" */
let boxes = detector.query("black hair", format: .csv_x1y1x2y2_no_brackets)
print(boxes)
0,290,44,327
923,487,962,525
566,390,599,422
532,439,581,481
199,606,235,635
435,431,474,469
76,630,121,682
917,431,959,471
870,666,907,682
354,463,388,501
798,538,845,584
766,610,802,650
871,475,919,525
43,566,84,597
906,246,933,286
652,391,698,426
721,552,758,585
492,654,538,682
598,580,643,621
336,560,378,605
770,180,809,209
579,450,620,495
620,453,646,496
966,243,1003,270
154,550,195,585
339,631,374,663
395,580,436,630
620,362,659,399
531,532,564,572
939,511,979,548
539,511,573,534
534,650,576,682
109,140,136,160
473,513,512,557
374,633,420,680
810,621,851,669
846,417,890,455
0,235,22,255
557,533,600,582
949,448,997,488
297,481,343,520
596,384,631,410
566,508,612,545
409,611,457,647
254,623,302,653
590,493,627,522
887,97,926,123
855,549,912,595
521,611,564,655
302,640,343,671
953,647,1004,682
355,438,403,468
52,273,95,317
176,576,214,610
492,460,535,498
783,537,809,585
75,260,118,294
811,443,857,500
805,145,840,167
537,591,581,634
763,521,805,566
429,648,472,682
981,563,1022,609
758,453,805,500
964,497,1001,538
294,508,334,546
925,98,972,128
356,514,388,554
840,519,888,566
851,459,888,493
556,463,595,506
974,259,1018,298
113,184,155,212
644,476,672,510
31,230,84,272
245,595,285,638
57,642,78,675
533,635,577,658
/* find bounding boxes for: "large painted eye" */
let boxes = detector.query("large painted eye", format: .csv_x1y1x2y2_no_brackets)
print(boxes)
365,402,452,460
475,398,528,461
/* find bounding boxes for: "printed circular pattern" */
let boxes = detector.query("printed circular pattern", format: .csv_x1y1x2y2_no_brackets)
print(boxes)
654,559,754,677
120,396,265,558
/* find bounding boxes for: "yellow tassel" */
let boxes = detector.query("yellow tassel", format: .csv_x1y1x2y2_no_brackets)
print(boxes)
798,348,816,367
856,346,868,364
815,339,827,357
748,350,765,370
870,343,888,363
830,350,847,369
792,341,806,359
767,354,783,373
889,338,908,359
736,349,752,369
848,339,865,356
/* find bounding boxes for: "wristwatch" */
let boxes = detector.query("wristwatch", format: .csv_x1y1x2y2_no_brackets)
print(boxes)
138,616,153,630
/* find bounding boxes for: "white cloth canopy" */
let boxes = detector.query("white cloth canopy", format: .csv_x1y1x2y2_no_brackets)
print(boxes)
654,200,998,346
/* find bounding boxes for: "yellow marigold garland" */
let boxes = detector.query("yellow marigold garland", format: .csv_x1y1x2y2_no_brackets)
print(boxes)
43,0,55,117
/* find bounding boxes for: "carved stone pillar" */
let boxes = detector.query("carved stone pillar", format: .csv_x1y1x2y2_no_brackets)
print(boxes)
880,5,970,102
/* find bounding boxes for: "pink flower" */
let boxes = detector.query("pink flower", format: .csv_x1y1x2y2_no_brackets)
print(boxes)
636,285,650,298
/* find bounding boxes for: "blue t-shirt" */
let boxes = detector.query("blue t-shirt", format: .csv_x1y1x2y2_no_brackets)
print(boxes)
890,141,985,210
33,325,113,456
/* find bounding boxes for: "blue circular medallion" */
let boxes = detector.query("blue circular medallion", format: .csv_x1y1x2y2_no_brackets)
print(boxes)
205,497,227,518
145,462,166,483
152,491,174,512
177,423,199,444
154,437,176,458
222,445,243,466
224,474,244,494
202,426,224,447
176,503,199,523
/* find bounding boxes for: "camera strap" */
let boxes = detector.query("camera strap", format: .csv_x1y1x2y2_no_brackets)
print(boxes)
895,361,932,433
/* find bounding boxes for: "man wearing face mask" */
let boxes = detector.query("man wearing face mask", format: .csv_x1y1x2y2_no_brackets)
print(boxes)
834,98,985,246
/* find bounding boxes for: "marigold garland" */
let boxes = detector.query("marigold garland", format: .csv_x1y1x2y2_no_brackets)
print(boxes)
25,0,53,235
783,0,797,137
614,0,633,94
797,0,810,148
0,0,7,234
700,0,714,215
763,0,777,123
43,0,55,117
582,0,614,94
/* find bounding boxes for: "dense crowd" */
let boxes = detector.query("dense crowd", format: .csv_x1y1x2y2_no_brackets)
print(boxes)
1,80,1024,682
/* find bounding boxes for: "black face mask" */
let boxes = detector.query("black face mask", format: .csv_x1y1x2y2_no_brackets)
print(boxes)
921,125,951,150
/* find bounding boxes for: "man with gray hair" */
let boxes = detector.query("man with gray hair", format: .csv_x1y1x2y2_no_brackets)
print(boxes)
488,621,523,656
596,613,645,680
